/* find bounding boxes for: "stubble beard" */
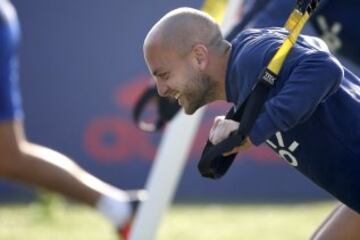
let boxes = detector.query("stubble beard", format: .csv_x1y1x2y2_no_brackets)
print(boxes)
183,72,217,115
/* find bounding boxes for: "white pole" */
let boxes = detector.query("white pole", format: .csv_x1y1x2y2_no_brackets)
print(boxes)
129,109,205,240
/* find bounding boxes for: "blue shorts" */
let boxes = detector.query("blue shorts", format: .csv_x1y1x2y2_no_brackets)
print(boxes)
0,0,23,121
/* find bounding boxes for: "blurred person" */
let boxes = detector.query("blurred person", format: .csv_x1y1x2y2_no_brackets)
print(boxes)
143,7,360,240
0,1,144,239
226,0,360,72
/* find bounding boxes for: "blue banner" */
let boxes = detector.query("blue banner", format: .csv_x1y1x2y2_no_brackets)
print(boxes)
4,0,331,202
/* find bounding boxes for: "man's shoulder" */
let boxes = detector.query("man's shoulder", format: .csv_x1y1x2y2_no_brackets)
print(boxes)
233,27,328,48
233,27,285,40
230,27,286,65
231,28,268,45
231,27,287,51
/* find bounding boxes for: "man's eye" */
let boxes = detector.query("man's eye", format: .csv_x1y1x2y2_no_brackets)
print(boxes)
159,73,169,80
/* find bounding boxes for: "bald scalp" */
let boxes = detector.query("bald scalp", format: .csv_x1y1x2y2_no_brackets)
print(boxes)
144,7,224,57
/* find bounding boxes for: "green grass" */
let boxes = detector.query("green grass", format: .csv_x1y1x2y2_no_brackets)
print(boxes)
159,202,335,240
0,200,336,240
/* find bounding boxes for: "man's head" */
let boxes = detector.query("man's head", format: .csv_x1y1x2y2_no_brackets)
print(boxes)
143,7,230,114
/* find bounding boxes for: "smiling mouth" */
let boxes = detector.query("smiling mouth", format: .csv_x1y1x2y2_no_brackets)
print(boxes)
174,93,181,100
174,93,182,106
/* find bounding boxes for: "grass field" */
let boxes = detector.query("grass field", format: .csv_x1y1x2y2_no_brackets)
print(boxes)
0,199,336,240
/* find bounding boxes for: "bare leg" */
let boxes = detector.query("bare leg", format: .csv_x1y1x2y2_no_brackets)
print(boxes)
311,203,360,240
0,120,131,206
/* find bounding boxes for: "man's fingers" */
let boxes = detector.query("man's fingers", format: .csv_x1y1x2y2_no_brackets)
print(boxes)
209,116,225,143
209,122,225,144
209,118,239,145
222,146,242,157
209,116,225,136
222,138,253,156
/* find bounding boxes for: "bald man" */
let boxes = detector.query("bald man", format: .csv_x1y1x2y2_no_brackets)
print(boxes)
143,7,360,240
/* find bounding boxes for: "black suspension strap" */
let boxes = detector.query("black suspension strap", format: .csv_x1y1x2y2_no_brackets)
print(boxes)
132,85,180,132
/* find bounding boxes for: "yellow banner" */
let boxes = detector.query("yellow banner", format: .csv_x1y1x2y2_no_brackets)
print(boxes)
201,0,228,23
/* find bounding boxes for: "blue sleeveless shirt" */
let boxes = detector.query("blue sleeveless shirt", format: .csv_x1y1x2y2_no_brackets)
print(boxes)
0,0,22,121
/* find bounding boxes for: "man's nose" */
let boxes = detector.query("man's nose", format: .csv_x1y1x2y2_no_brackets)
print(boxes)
157,84,169,97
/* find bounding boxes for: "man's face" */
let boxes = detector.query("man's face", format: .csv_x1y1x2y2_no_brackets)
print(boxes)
145,46,216,115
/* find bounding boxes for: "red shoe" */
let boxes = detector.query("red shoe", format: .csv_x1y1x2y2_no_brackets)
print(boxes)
118,221,131,239
118,190,147,240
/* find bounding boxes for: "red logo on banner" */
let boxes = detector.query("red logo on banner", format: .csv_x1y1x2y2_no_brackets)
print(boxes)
84,116,155,162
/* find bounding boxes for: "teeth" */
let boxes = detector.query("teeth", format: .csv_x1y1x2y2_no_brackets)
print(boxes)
174,93,180,100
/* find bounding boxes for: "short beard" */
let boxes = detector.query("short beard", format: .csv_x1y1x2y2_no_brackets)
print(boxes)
183,72,217,114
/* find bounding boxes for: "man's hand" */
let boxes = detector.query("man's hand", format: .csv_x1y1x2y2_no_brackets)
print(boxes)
209,116,252,156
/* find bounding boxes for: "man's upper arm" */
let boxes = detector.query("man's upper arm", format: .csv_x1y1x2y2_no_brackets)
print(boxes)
0,120,25,158
249,51,344,145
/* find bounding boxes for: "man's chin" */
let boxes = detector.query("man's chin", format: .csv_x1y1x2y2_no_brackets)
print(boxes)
184,108,196,115
183,104,200,115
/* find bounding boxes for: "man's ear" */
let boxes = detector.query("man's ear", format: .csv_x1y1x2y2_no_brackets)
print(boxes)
191,44,209,70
